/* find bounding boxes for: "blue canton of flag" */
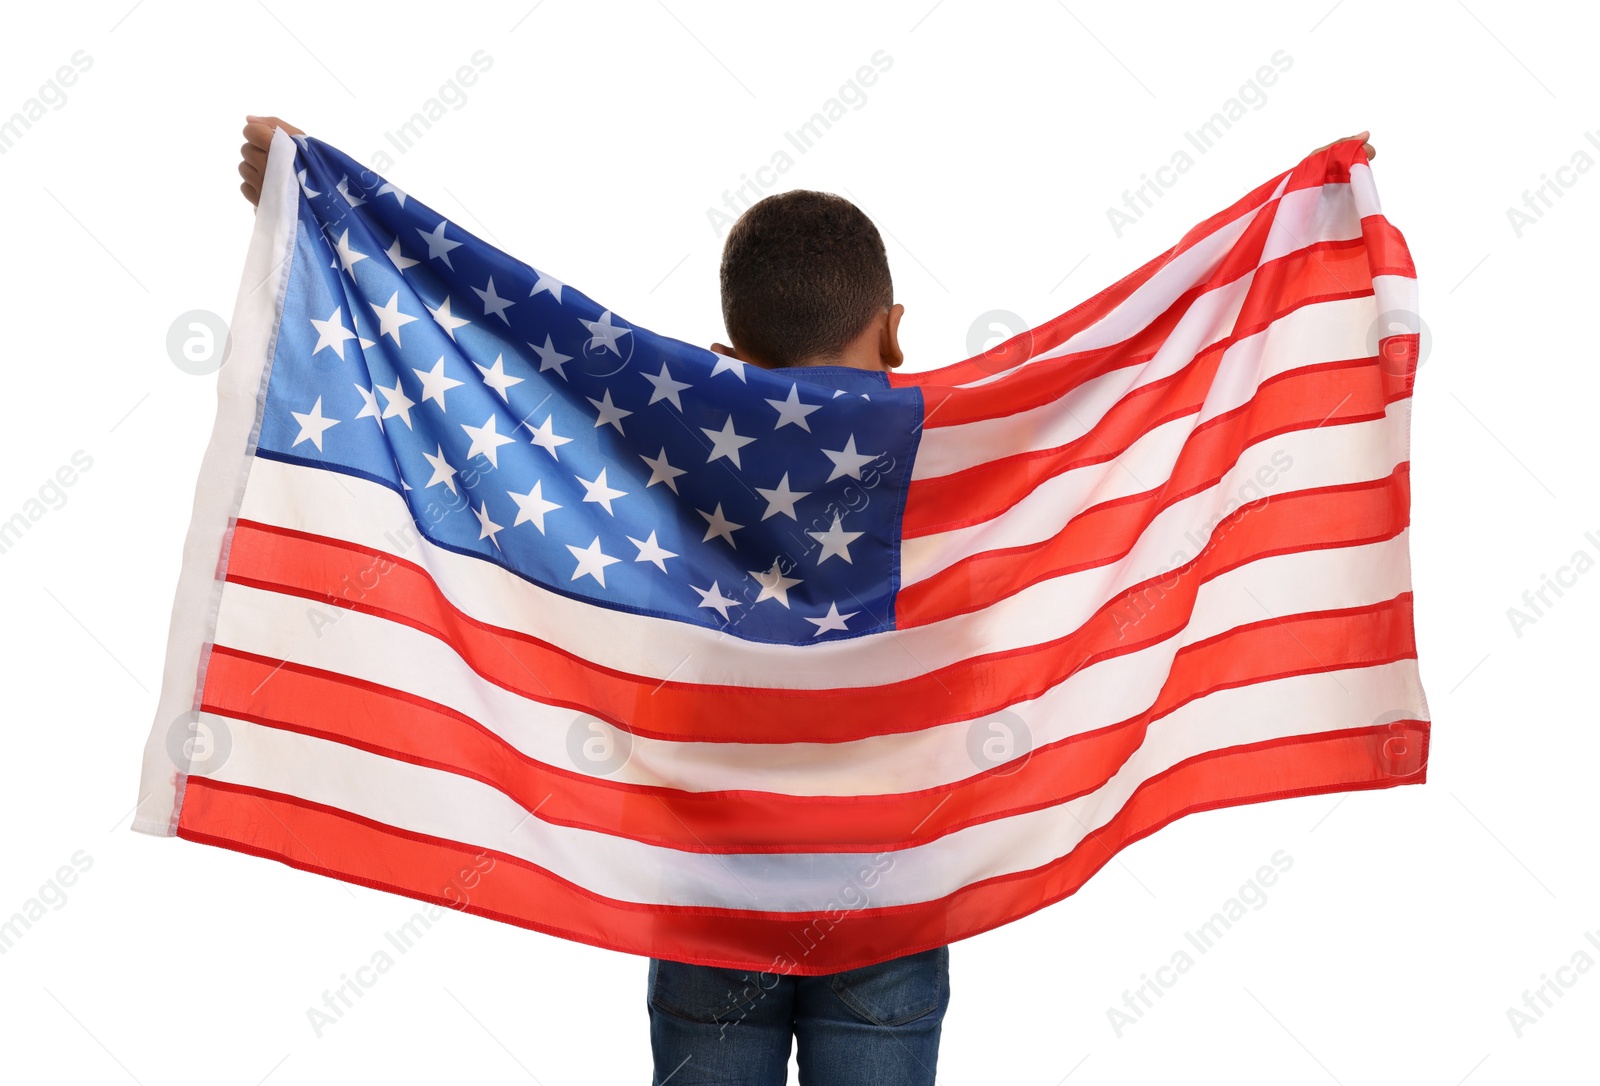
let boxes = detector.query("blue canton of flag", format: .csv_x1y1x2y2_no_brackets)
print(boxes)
253,135,923,644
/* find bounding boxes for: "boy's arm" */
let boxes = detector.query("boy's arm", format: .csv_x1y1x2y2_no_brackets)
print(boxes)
239,115,305,207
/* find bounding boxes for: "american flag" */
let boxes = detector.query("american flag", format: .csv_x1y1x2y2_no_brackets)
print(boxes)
134,130,1429,973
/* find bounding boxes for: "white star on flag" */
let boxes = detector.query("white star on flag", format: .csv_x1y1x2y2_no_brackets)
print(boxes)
474,277,515,323
698,503,743,547
370,292,419,345
749,560,802,608
766,385,822,431
461,414,517,467
567,537,620,586
692,581,741,620
629,530,677,572
377,377,415,429
426,296,472,340
475,354,524,401
701,415,756,468
414,357,465,410
334,230,368,275
353,383,384,429
473,502,504,548
509,481,561,533
417,220,464,267
808,514,862,564
384,236,419,271
524,414,572,460
822,434,877,482
529,270,565,302
588,389,633,433
805,602,858,635
530,335,573,380
710,354,747,381
642,363,692,409
422,445,458,493
310,306,358,360
640,448,686,493
290,397,339,451
581,311,631,357
755,473,810,520
576,467,627,515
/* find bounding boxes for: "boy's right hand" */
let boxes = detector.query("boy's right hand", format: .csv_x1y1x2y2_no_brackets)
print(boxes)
239,116,305,207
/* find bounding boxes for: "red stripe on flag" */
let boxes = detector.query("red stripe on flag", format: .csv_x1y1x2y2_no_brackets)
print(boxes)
1361,215,1415,278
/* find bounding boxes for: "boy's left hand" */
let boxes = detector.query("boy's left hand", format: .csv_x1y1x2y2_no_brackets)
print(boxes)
1312,129,1375,160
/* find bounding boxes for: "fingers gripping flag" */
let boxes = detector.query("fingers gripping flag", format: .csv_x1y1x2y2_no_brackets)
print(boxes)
134,128,1429,973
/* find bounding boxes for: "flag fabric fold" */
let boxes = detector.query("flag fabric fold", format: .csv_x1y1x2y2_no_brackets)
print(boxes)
133,128,1429,974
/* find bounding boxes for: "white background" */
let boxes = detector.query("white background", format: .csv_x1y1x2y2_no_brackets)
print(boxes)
2,1,1596,1083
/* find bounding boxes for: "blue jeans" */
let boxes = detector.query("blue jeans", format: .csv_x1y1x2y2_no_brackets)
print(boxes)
646,946,950,1085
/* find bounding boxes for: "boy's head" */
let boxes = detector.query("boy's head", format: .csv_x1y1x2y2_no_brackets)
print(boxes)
714,190,903,371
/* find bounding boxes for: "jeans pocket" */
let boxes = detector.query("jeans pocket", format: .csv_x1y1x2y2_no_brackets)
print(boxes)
828,946,949,1027
649,959,775,1026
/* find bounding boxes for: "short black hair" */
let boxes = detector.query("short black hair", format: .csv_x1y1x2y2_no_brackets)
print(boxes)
720,190,893,369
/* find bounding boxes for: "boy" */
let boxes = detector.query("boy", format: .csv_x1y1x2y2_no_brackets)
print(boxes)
650,187,950,1086
235,117,1373,1086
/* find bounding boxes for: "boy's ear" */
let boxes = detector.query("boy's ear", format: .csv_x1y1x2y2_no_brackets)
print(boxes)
880,303,906,369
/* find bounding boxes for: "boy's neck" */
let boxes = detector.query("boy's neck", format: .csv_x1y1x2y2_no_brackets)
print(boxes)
788,353,888,373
